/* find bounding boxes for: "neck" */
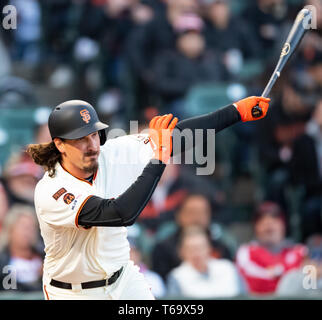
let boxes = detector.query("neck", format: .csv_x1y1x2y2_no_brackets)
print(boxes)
259,240,284,253
61,159,94,180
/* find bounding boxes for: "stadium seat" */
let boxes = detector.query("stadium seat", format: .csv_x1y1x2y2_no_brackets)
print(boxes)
183,82,246,117
0,107,38,167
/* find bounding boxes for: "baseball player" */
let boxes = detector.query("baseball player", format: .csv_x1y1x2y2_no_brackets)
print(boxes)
27,96,270,300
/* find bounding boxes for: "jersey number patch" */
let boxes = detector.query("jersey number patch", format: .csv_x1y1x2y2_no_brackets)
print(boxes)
63,193,75,205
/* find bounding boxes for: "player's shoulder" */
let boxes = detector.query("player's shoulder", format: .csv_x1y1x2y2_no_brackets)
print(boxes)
35,171,55,191
35,170,72,202
101,134,152,158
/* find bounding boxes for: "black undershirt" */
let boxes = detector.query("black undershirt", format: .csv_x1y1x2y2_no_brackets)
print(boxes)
84,175,94,184
78,104,240,227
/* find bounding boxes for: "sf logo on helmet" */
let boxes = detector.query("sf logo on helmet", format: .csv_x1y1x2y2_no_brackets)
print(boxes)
80,109,91,123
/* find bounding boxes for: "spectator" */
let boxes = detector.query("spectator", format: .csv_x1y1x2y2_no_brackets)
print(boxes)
290,98,322,240
0,32,11,78
256,74,312,210
276,234,322,298
10,0,42,65
129,236,166,299
305,51,322,103
236,201,306,296
0,204,43,291
125,0,200,109
152,13,227,115
2,151,43,207
40,0,79,64
202,0,260,75
243,0,289,60
138,162,218,231
151,192,236,280
126,0,199,81
167,226,244,298
0,181,9,232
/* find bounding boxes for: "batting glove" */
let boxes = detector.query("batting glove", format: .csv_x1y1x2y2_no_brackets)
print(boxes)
234,96,271,122
149,114,178,164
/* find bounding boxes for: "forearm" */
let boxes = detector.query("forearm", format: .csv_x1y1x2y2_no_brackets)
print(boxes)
176,104,240,132
173,104,241,155
77,161,165,227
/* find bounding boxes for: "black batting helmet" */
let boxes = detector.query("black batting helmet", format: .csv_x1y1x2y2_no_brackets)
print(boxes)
48,100,109,145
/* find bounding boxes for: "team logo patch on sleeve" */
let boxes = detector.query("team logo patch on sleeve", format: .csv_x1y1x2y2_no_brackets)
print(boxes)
52,188,67,200
63,193,75,205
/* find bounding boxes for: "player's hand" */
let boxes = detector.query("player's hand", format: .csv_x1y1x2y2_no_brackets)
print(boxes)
149,114,178,164
234,96,271,122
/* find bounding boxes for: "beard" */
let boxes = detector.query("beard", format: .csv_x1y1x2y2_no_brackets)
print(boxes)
83,160,99,174
82,151,99,174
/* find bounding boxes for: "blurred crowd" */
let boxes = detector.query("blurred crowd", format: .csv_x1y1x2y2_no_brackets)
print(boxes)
0,0,321,299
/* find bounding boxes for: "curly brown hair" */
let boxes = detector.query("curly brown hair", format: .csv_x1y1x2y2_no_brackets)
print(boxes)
26,141,61,177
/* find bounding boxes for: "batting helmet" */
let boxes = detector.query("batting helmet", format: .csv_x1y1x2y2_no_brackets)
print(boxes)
48,100,109,145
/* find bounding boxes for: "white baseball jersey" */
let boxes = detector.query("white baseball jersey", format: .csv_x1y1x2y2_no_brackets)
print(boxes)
34,134,153,284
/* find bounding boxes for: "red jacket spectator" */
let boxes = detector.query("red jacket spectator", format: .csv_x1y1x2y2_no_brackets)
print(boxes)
236,201,307,295
236,241,306,294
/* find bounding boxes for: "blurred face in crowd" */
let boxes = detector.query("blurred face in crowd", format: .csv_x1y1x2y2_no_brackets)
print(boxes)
179,230,211,273
208,2,230,28
54,132,101,178
168,0,198,16
282,85,307,115
131,3,154,25
8,174,38,202
9,214,37,251
104,0,135,17
176,195,211,228
177,31,205,59
255,214,285,247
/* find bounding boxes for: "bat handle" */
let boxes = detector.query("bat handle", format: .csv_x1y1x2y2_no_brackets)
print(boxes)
251,71,279,118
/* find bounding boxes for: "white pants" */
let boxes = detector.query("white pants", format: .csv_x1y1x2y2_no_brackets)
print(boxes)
42,261,155,300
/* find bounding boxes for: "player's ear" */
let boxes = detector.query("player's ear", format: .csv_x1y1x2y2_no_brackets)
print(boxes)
53,138,65,154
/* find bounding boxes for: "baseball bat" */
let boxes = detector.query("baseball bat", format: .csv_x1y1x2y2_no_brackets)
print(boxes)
251,7,313,118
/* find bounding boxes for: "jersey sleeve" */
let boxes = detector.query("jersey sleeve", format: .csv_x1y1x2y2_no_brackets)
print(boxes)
34,181,93,228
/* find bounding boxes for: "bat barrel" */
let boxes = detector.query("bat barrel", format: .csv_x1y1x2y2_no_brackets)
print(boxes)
261,7,313,98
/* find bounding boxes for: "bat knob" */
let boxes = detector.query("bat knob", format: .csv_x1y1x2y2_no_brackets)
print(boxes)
251,105,263,118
